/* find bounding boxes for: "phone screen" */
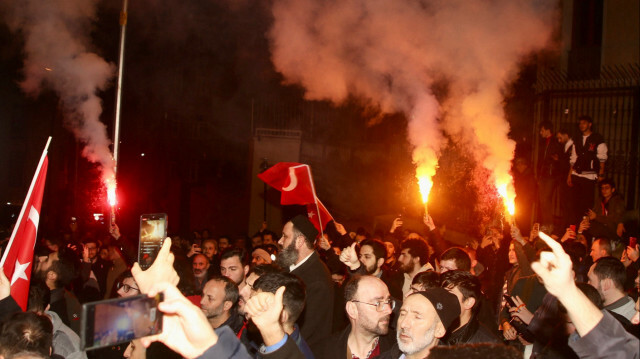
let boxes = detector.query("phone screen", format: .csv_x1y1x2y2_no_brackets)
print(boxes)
138,213,168,270
503,295,517,308
80,293,163,350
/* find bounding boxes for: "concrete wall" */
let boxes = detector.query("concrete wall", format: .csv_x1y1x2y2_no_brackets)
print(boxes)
601,0,640,66
247,129,302,235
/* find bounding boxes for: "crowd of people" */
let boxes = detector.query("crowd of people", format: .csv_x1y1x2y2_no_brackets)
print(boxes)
0,115,638,359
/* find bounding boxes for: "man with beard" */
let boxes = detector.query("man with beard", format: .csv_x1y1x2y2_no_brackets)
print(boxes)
379,288,460,359
202,239,221,276
587,256,636,321
220,248,251,305
397,239,433,297
80,237,112,298
318,275,396,359
192,254,211,293
277,215,334,355
36,251,82,334
340,239,403,300
200,275,244,334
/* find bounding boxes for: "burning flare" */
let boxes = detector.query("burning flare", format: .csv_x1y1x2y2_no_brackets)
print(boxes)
417,173,434,204
105,178,117,207
496,178,515,216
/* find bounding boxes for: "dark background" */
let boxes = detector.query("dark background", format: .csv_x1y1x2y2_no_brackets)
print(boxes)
0,0,540,241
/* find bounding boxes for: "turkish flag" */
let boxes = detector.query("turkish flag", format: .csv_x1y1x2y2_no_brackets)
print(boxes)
306,199,334,233
258,162,333,233
1,140,50,310
258,162,315,205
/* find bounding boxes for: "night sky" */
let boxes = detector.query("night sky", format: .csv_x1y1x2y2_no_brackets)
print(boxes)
0,0,540,240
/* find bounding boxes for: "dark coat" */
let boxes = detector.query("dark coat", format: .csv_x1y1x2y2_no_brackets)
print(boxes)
289,251,334,355
316,324,396,359
589,193,625,239
440,316,500,345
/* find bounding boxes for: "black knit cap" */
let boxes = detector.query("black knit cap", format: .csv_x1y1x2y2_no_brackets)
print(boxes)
415,288,461,330
290,214,318,240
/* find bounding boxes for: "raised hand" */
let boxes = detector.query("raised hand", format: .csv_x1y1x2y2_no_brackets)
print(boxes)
339,242,360,270
390,217,403,233
531,232,574,298
132,238,179,294
423,213,435,231
334,222,347,236
509,296,533,325
141,282,217,358
245,286,286,346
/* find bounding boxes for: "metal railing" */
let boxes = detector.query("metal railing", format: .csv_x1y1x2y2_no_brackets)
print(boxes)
533,63,640,210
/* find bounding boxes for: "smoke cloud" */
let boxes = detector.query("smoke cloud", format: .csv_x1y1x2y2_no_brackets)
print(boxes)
267,0,556,208
4,0,116,182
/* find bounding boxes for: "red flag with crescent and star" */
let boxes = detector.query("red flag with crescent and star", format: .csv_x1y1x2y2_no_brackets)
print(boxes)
1,138,50,310
258,162,333,233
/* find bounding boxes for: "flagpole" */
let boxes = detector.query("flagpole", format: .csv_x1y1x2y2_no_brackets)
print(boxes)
0,137,51,267
110,0,129,227
305,165,324,239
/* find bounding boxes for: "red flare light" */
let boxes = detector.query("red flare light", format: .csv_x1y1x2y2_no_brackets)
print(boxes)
105,178,117,207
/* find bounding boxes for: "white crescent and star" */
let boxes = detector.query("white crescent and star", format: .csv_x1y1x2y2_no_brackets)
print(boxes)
9,205,39,286
11,259,30,286
28,206,40,228
282,167,298,192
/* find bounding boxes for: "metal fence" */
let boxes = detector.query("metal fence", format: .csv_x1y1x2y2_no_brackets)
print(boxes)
533,63,640,210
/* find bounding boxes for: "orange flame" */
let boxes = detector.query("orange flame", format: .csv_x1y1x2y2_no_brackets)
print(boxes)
496,179,515,216
105,178,117,207
417,176,433,204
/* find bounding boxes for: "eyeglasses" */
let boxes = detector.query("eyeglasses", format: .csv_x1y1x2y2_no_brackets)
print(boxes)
351,299,396,312
117,282,139,293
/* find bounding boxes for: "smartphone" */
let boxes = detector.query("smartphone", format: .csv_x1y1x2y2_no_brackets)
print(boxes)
503,294,517,308
630,237,637,248
569,225,576,239
138,213,168,270
80,293,163,351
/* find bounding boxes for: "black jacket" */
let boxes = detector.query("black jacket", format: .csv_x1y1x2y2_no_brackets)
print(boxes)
538,136,563,178
316,324,397,359
289,251,334,355
440,317,500,345
573,133,605,174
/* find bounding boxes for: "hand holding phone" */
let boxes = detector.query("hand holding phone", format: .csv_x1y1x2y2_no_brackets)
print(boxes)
140,283,218,358
81,294,164,350
138,214,168,270
503,294,517,308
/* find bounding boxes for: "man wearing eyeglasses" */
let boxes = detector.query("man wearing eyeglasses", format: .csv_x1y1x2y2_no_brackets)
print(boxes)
317,275,396,359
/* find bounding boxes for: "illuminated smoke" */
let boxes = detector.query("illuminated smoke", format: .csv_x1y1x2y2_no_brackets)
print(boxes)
4,0,116,186
267,0,556,211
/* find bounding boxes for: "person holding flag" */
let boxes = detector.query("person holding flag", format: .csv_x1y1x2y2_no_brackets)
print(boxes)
1,137,50,311
258,162,335,355
258,162,334,235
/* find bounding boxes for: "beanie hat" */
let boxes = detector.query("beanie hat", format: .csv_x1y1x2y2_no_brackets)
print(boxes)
416,288,461,330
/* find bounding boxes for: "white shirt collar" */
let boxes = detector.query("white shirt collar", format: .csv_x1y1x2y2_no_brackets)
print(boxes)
289,251,314,272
